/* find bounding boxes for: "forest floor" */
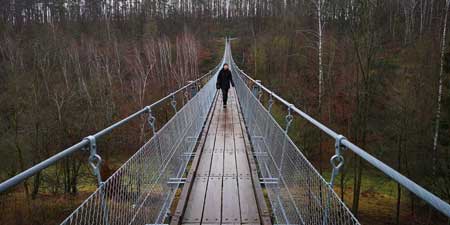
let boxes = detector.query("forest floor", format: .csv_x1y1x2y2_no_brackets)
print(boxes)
323,170,447,225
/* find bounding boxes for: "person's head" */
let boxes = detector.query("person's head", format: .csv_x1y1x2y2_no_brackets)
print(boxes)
223,63,229,70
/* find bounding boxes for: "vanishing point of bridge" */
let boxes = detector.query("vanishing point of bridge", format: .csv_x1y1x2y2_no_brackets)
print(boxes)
0,39,449,225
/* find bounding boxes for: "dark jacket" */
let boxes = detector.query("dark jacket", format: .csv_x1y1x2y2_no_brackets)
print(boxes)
216,68,235,90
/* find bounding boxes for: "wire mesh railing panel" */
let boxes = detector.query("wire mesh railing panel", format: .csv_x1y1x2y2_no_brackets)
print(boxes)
230,55,360,225
60,68,219,225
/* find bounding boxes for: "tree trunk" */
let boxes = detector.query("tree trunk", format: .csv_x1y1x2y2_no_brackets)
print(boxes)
316,0,325,174
432,0,449,176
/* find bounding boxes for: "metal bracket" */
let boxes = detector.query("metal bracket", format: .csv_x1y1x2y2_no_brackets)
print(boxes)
145,106,157,136
284,104,294,133
329,135,346,187
278,105,295,176
183,89,189,104
188,80,198,97
268,92,274,113
171,93,177,113
84,135,103,186
252,80,262,100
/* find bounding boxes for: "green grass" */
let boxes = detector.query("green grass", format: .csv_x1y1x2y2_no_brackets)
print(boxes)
321,169,399,198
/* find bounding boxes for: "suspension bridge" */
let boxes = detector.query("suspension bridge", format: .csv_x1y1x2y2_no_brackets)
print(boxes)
1,39,450,225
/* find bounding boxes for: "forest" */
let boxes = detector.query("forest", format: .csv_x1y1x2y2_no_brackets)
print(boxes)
0,0,450,225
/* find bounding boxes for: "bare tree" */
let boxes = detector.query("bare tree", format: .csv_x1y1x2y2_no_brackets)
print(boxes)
431,0,450,176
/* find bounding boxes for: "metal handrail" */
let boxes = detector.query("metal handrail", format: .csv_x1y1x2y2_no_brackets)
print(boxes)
0,59,223,193
229,55,450,218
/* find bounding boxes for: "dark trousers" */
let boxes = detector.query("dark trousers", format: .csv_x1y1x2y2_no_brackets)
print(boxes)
221,88,229,105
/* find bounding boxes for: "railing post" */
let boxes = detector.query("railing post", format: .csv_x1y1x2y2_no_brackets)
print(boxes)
188,80,198,97
268,92,274,113
146,106,157,136
278,104,294,175
84,135,102,185
171,93,177,113
83,135,110,225
274,105,295,225
182,89,188,106
329,135,346,187
322,134,346,225
252,80,262,100
146,106,164,164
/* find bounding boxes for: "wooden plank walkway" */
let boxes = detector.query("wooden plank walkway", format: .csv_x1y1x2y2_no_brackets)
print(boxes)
171,89,271,225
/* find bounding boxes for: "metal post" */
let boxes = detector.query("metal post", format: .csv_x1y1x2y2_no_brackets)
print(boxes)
322,135,346,225
84,135,102,185
278,105,294,175
171,93,177,113
189,80,198,97
252,80,262,99
146,106,163,163
146,106,157,136
329,135,346,187
83,135,110,225
182,89,188,106
268,92,274,113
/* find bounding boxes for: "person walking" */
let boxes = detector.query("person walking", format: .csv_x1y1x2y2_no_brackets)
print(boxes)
216,63,235,108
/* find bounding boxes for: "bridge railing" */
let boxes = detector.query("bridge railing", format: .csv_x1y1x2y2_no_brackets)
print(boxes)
227,42,450,223
228,44,359,225
0,45,227,225
0,65,221,191
59,66,220,225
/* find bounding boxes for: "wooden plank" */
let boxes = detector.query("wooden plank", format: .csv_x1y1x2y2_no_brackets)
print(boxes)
209,152,224,177
234,136,246,149
196,106,221,177
223,150,237,177
224,112,232,125
213,129,225,185
224,132,234,153
234,89,272,225
171,93,219,225
178,93,223,225
202,177,223,224
178,87,273,225
233,89,260,224
231,110,239,122
203,133,217,149
233,116,247,153
222,176,241,224
182,177,208,223
217,112,227,132
233,123,243,134
238,176,261,224
214,131,225,149
196,152,213,177
235,151,251,177
234,128,251,176
217,125,226,133
224,106,237,177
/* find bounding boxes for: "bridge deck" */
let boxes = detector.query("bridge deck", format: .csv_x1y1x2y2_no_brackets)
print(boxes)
171,89,271,225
